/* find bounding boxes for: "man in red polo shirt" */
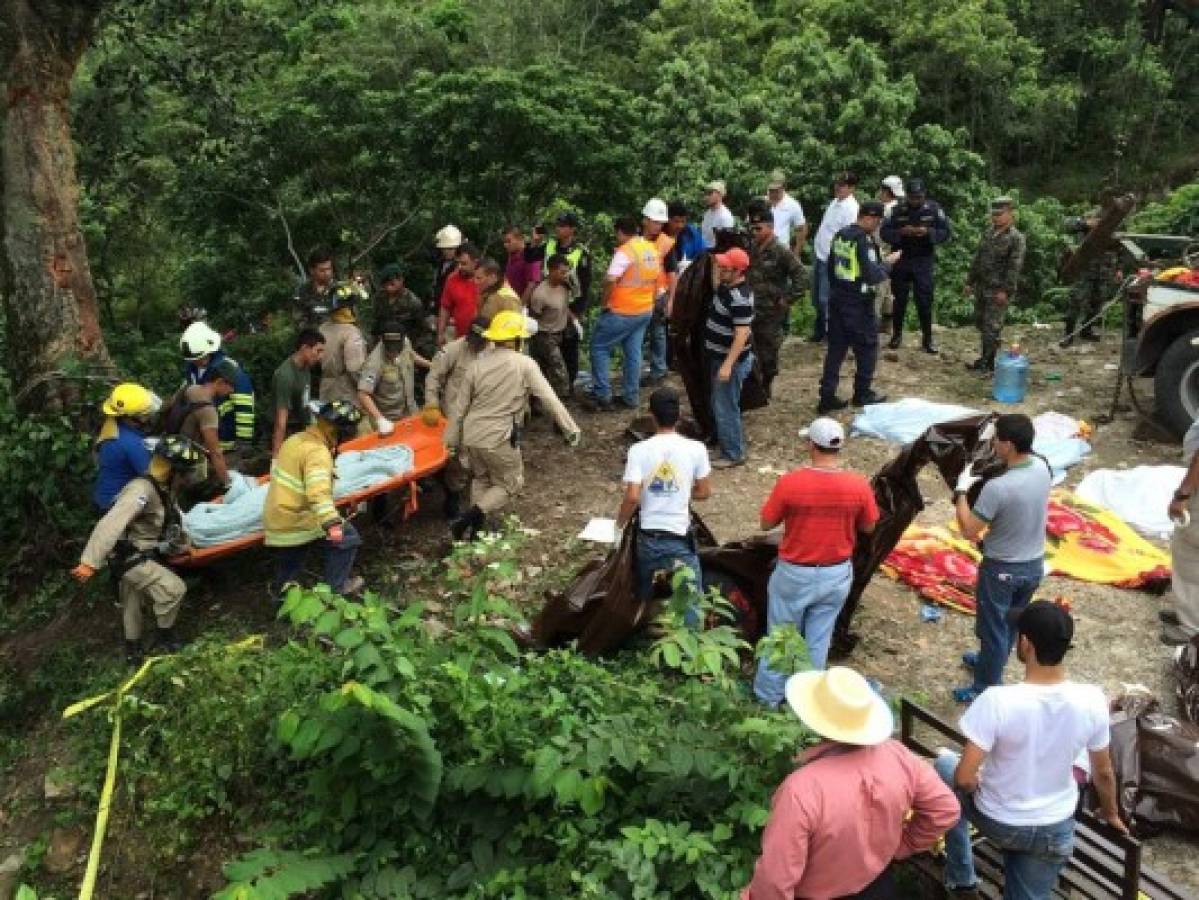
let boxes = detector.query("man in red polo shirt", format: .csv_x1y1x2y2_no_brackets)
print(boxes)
437,242,482,345
754,417,879,706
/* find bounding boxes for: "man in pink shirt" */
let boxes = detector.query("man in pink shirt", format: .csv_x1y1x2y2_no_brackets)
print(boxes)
743,667,960,899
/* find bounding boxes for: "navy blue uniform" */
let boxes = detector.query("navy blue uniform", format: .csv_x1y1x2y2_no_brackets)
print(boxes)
820,224,890,403
880,200,950,346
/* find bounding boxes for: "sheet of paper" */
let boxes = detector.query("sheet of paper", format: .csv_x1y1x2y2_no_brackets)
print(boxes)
577,517,618,544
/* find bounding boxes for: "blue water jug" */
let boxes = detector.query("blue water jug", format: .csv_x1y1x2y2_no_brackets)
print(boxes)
992,345,1029,403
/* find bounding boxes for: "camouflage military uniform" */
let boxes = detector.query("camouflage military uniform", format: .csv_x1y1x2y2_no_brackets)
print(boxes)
746,239,807,392
1065,249,1120,343
967,224,1026,365
371,288,436,359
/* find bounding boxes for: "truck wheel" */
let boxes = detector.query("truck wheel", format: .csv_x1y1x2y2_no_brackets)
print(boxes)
1154,329,1199,437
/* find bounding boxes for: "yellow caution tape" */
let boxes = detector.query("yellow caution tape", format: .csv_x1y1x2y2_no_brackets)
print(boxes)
62,635,264,900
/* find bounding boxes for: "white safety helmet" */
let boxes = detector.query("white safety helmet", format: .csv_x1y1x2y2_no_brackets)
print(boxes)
180,322,222,360
881,175,905,199
642,198,669,223
435,224,463,250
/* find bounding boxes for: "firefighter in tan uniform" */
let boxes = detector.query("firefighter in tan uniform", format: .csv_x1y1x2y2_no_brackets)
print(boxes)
70,435,205,664
445,311,581,540
422,316,489,519
319,281,369,404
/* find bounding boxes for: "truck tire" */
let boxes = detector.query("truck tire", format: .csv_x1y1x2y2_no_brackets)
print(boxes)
1154,328,1199,437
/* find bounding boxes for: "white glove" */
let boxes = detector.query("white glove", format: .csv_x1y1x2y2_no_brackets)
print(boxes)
376,416,394,436
956,467,982,495
980,421,997,442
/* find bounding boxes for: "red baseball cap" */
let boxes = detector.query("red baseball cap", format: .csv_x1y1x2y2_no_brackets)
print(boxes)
714,247,750,272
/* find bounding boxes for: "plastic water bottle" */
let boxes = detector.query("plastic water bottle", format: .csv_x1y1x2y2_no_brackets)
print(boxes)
992,344,1029,404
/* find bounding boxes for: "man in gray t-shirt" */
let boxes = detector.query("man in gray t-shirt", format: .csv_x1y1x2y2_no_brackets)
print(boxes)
950,414,1051,703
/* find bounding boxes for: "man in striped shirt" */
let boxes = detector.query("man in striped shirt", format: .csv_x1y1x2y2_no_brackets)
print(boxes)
705,247,755,468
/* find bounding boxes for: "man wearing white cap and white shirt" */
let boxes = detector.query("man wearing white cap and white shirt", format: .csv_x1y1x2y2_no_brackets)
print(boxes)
642,198,679,384
754,417,879,705
765,170,808,252
743,666,960,900
701,180,735,248
877,177,905,331
810,171,860,342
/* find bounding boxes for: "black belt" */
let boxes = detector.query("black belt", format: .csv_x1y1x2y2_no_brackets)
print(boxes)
786,557,851,568
638,529,690,541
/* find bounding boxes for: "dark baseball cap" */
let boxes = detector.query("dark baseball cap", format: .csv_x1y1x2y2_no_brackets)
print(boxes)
649,386,681,425
556,211,580,227
906,178,927,195
860,200,885,217
378,263,403,282
1014,601,1074,663
747,207,773,226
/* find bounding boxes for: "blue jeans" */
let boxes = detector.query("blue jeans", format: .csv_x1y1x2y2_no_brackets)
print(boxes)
636,530,702,627
812,257,831,340
707,351,753,462
753,558,852,706
272,522,362,595
973,557,1043,692
935,752,1075,899
589,310,651,406
648,318,668,379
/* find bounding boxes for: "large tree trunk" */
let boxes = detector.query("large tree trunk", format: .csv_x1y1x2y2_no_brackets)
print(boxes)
0,0,110,414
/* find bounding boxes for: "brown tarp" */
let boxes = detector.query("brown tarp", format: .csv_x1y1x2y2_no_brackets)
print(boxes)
1107,690,1199,835
530,414,998,656
1176,635,1199,725
669,232,768,441
1057,194,1136,284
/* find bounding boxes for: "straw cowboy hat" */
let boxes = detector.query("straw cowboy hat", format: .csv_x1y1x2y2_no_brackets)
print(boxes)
785,667,893,746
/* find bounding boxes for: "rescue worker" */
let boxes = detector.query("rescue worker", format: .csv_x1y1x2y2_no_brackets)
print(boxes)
642,197,679,386
746,204,807,398
174,358,242,492
535,212,593,386
72,435,204,664
437,242,482,346
818,200,900,413
876,176,905,333
93,383,161,511
432,225,463,318
318,281,369,404
271,329,325,457
584,216,661,412
445,311,581,540
965,198,1027,372
527,254,574,399
180,321,255,464
881,178,951,353
357,320,419,434
292,246,336,327
423,317,490,519
264,400,365,597
475,258,523,323
370,263,435,363
1061,210,1120,347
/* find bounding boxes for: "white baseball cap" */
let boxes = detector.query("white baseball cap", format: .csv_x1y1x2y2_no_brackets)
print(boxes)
642,198,669,223
704,180,727,196
881,176,905,198
808,417,845,450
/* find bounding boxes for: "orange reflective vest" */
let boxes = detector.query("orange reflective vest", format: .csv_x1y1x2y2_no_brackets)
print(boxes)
609,237,661,315
653,233,676,293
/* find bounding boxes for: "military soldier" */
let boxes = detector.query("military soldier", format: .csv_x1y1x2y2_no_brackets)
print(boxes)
318,282,370,404
527,254,573,399
71,435,205,664
880,178,951,353
746,205,807,398
293,246,336,327
1061,211,1120,347
818,201,900,413
445,311,581,541
370,264,435,359
965,198,1027,372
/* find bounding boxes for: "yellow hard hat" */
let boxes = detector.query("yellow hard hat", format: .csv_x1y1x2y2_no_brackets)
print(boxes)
102,382,162,418
482,310,531,342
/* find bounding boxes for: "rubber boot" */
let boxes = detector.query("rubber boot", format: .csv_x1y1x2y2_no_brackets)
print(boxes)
920,326,938,355
451,505,485,542
1080,325,1100,343
1059,319,1075,348
442,489,461,521
156,626,184,654
125,640,144,666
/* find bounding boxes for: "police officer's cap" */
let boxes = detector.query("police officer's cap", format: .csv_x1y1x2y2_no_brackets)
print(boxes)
377,263,403,283
906,178,927,196
556,211,580,228
860,200,886,218
990,197,1015,212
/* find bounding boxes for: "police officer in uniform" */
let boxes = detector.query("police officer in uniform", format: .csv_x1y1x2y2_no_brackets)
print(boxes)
1061,209,1120,347
318,282,370,404
746,204,807,398
818,201,901,413
881,178,951,353
72,435,205,664
445,311,582,541
965,198,1027,372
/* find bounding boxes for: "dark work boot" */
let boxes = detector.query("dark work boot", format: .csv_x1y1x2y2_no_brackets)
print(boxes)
1079,326,1100,343
965,357,989,372
124,640,144,666
1059,320,1076,348
887,331,902,350
852,390,888,408
451,505,485,542
921,329,938,354
816,396,849,414
156,627,184,654
442,489,461,521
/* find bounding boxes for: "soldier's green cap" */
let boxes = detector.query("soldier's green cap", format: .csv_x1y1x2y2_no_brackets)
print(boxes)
991,197,1015,212
378,263,403,282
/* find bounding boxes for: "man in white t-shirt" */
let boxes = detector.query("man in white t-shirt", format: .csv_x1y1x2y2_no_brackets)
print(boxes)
810,171,860,342
616,387,712,623
701,180,736,248
765,169,808,253
934,602,1126,899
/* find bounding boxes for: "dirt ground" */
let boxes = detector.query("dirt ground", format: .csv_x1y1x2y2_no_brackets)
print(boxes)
3,320,1198,895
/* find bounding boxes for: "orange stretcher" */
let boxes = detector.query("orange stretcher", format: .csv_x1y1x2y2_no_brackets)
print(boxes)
172,415,448,568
